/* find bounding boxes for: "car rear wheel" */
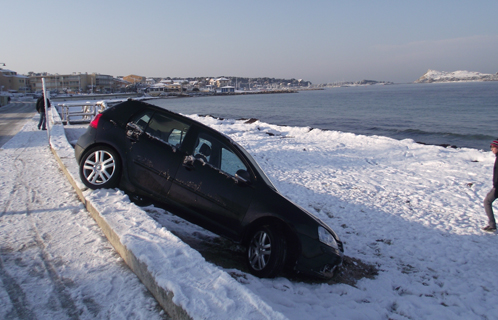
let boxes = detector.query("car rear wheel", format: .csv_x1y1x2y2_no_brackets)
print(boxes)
247,225,287,278
79,146,121,189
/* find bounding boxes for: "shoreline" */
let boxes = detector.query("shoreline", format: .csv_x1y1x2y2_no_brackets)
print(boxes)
14,81,494,151
212,89,298,95
196,114,467,150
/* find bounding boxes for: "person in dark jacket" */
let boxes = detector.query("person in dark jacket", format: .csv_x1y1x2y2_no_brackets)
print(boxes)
36,93,50,130
482,139,498,232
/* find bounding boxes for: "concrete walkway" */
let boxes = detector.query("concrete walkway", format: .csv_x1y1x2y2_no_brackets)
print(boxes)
0,102,37,147
0,110,167,319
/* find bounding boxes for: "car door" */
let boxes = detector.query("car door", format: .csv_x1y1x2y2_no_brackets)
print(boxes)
168,130,255,238
126,110,190,199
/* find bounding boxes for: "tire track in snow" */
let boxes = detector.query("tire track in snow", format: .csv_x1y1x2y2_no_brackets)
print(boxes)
0,157,37,319
0,135,81,319
0,247,36,320
15,152,81,319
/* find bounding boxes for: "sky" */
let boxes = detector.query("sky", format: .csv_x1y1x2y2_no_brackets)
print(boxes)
2,0,498,84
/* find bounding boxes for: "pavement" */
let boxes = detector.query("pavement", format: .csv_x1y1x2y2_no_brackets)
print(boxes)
0,102,168,319
0,102,37,147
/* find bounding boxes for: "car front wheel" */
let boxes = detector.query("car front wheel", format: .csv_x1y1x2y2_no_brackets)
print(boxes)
247,225,287,278
79,146,121,189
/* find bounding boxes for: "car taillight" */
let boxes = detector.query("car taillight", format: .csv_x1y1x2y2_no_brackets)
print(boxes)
90,113,103,129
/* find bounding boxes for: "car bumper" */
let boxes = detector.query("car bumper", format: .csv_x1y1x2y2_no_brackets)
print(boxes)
74,127,96,163
295,236,344,279
74,143,85,164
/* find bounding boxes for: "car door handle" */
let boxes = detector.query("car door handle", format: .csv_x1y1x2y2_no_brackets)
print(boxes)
182,155,195,171
126,129,139,142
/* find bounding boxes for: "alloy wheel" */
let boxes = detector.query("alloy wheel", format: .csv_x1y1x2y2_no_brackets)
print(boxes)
83,150,116,185
248,230,272,271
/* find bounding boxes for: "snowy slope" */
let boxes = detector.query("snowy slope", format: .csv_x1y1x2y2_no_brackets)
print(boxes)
184,115,498,319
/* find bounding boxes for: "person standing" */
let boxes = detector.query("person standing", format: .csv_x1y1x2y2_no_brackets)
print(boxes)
36,93,50,130
482,139,498,232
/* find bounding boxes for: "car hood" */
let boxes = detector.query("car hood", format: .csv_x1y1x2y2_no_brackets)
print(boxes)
248,187,341,243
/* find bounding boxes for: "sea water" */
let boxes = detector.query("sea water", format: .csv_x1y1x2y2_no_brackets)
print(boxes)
149,81,498,150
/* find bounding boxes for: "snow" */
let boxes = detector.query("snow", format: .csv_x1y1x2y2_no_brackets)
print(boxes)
0,113,165,319
187,116,498,319
417,69,498,82
2,105,498,319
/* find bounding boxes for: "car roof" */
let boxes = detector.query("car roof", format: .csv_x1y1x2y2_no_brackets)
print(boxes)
105,99,237,145
106,99,279,191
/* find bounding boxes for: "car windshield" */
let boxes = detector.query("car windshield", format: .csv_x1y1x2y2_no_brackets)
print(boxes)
234,142,278,191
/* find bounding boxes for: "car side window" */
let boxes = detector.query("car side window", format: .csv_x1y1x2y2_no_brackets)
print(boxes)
145,113,190,147
194,133,248,177
194,137,213,163
220,147,247,177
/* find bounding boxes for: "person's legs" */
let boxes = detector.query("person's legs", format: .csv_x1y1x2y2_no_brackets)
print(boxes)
40,113,46,130
483,188,497,229
37,113,44,129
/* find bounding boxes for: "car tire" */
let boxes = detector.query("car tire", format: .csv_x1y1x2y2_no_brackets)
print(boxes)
247,224,287,278
79,146,121,189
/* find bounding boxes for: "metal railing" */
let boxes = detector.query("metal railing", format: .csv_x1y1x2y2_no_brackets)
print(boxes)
57,101,108,124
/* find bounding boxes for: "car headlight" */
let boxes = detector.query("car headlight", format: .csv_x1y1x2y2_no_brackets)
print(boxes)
318,226,339,250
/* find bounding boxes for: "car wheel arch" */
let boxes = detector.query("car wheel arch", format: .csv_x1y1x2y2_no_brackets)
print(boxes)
82,143,129,171
243,217,301,267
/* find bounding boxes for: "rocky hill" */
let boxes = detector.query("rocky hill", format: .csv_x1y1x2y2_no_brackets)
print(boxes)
320,79,393,87
415,69,498,83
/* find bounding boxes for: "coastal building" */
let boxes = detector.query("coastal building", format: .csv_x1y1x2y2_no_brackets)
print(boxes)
114,77,131,90
123,74,146,84
145,78,156,85
0,67,30,93
187,80,200,91
28,72,116,93
210,77,230,88
147,81,183,96
220,86,235,93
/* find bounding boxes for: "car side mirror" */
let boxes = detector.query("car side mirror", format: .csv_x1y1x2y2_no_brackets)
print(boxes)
235,169,251,185
126,122,143,141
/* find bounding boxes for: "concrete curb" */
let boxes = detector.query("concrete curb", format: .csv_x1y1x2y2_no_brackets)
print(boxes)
46,107,287,320
48,108,192,319
50,148,192,319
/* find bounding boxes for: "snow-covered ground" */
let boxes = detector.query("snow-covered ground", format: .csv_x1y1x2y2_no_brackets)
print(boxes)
0,113,167,319
185,115,498,319
2,106,498,319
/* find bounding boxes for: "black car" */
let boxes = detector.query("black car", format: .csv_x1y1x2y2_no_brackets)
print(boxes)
75,99,343,279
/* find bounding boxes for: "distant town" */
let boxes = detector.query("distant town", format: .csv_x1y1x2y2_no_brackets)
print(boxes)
0,64,400,99
0,65,319,96
2,64,496,100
